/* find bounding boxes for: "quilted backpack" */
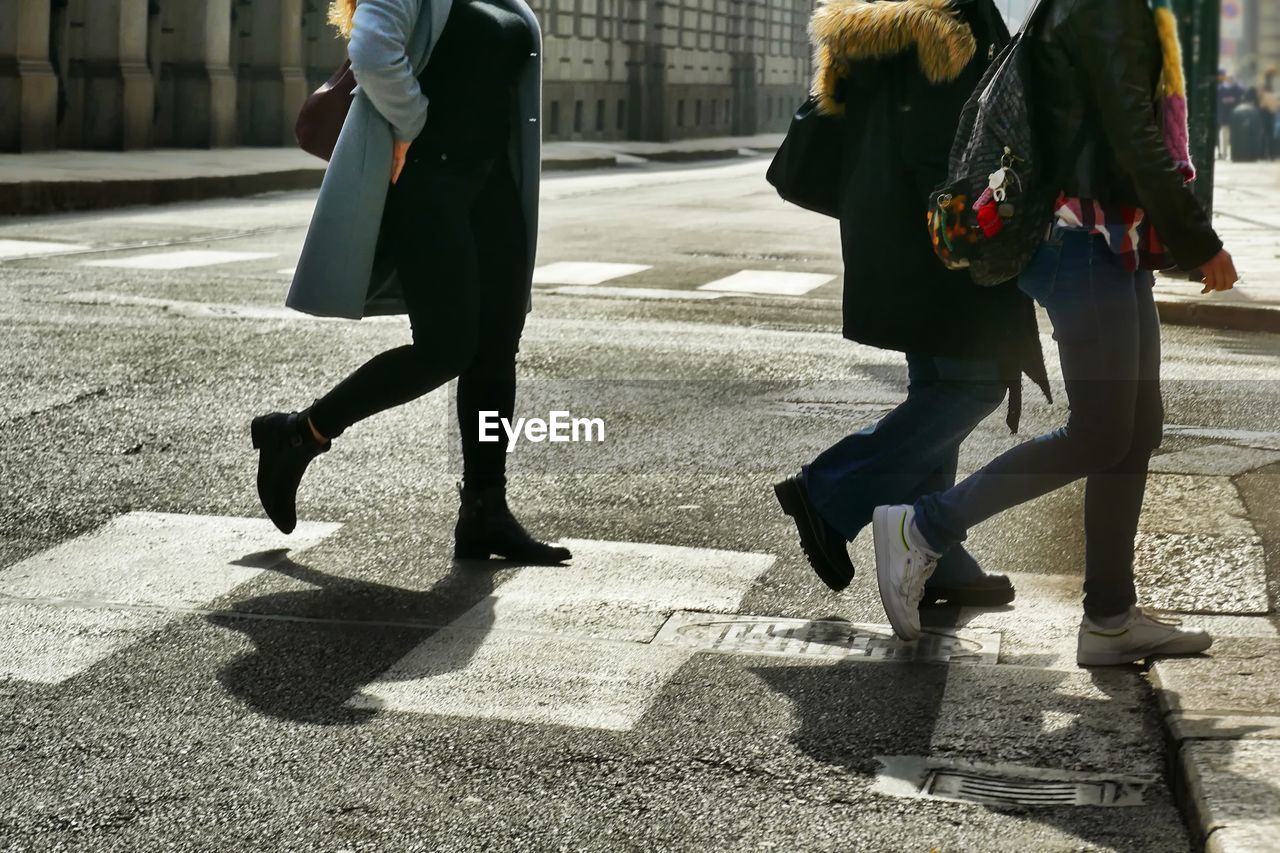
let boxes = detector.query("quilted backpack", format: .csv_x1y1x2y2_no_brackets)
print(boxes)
928,0,1057,286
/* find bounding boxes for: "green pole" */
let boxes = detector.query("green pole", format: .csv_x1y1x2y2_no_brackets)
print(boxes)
1173,0,1221,217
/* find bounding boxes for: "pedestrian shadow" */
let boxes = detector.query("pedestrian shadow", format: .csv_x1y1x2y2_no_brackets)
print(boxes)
207,551,519,726
751,613,1224,850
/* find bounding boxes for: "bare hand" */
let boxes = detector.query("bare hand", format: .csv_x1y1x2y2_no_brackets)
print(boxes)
1199,249,1238,294
391,139,411,184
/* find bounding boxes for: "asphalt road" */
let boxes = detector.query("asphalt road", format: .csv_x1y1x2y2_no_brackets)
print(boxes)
2,157,1279,851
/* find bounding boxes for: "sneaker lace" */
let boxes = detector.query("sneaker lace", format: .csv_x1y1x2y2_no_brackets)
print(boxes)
899,553,938,608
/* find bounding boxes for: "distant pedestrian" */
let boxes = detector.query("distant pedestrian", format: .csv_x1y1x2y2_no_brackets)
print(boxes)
871,0,1239,666
1260,66,1279,160
1230,89,1267,163
1217,71,1243,159
253,0,571,564
773,0,1047,608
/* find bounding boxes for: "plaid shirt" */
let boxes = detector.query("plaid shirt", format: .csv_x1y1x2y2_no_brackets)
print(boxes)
1054,195,1174,272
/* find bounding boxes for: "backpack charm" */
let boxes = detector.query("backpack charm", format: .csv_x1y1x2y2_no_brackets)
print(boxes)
926,4,1059,287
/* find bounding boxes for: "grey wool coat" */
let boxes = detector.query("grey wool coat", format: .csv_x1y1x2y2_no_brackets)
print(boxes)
286,0,543,319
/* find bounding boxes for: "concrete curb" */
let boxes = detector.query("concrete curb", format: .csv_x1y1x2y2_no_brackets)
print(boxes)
0,170,326,217
0,146,772,217
1156,297,1280,335
1149,636,1280,853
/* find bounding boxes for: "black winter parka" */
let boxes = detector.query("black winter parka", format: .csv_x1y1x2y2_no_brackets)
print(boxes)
811,0,1049,403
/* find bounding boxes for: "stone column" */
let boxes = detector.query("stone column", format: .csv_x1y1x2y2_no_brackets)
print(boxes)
730,52,759,137
160,0,236,147
623,0,666,141
0,0,60,151
74,0,154,149
237,0,307,146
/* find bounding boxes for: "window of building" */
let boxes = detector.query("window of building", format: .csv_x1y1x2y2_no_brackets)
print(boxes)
695,99,702,125
677,100,685,127
596,99,605,132
550,101,561,136
574,100,584,133
616,99,626,131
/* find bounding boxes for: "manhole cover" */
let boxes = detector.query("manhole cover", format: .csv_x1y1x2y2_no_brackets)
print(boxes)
875,756,1151,807
652,611,998,665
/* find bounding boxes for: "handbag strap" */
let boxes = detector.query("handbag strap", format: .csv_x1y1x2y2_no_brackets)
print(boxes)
1017,0,1056,36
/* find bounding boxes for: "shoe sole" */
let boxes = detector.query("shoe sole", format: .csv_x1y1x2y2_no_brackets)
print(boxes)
774,479,853,592
872,507,920,641
921,583,1016,608
1077,633,1214,667
454,543,572,566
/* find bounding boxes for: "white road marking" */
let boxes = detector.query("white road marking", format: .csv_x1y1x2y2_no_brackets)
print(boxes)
0,512,340,684
350,538,774,731
532,261,652,285
0,238,90,259
550,285,725,301
1164,425,1280,451
698,270,836,296
80,249,278,270
276,267,297,276
1149,444,1280,477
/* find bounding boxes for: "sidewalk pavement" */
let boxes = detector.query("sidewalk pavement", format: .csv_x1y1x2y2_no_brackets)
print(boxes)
1153,161,1280,334
0,134,783,218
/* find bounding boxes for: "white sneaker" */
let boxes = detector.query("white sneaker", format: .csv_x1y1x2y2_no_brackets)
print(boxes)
872,505,938,641
1077,606,1213,666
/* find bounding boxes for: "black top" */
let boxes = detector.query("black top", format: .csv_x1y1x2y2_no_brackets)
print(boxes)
416,0,533,157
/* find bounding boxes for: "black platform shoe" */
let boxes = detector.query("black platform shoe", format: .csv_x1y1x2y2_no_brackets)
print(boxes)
773,475,856,591
921,573,1015,607
454,486,572,565
250,411,329,535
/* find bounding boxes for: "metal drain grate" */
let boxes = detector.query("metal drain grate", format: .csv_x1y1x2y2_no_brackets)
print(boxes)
652,611,998,665
876,756,1151,808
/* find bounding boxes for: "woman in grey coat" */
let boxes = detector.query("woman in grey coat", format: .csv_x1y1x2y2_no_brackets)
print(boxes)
251,0,570,565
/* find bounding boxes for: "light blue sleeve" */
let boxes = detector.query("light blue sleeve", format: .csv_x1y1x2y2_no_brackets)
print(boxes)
348,0,430,142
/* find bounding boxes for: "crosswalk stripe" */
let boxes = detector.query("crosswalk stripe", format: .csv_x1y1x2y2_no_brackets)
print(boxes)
698,270,836,296
1150,443,1280,477
0,513,340,684
0,238,90,259
550,285,726,301
80,250,277,270
532,261,652,285
349,538,774,731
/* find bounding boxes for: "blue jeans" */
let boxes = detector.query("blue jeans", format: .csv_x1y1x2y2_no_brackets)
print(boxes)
804,353,1008,584
914,229,1163,618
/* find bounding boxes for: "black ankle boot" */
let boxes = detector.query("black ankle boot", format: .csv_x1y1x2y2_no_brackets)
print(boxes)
251,410,330,534
454,486,572,565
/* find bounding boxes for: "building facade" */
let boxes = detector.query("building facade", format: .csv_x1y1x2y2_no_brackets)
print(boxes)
1,0,815,153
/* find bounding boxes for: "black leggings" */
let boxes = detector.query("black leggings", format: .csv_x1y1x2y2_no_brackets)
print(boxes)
309,152,528,494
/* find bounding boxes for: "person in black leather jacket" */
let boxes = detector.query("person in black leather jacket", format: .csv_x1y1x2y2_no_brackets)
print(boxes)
870,0,1239,666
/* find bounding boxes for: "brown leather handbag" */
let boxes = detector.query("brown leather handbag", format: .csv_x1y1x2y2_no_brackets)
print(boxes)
295,58,356,161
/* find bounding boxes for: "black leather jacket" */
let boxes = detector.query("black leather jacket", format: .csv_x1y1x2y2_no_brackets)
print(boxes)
1030,0,1222,269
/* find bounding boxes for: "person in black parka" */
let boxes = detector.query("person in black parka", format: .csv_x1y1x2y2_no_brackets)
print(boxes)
774,0,1048,605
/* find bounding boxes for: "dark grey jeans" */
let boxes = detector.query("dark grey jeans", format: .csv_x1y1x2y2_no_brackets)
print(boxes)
914,229,1163,619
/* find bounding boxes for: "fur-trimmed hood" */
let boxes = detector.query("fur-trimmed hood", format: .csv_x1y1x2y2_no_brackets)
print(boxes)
810,0,976,115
